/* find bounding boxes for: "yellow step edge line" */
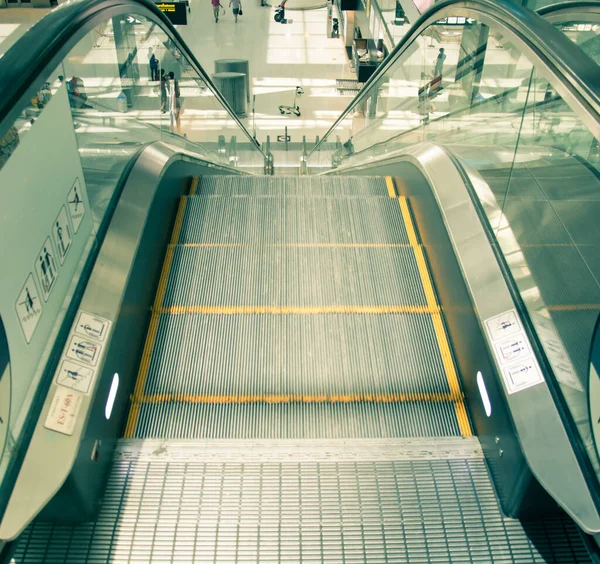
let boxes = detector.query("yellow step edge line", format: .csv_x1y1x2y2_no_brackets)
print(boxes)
385,176,396,198
189,177,199,196
398,196,472,437
521,243,596,248
153,246,174,310
173,243,415,248
156,305,438,315
454,401,472,437
124,312,160,438
170,197,188,245
131,391,463,405
124,197,187,438
548,304,600,311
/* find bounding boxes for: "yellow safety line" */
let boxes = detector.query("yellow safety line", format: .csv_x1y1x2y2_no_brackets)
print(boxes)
174,243,412,249
174,243,414,248
398,196,472,437
124,197,188,438
170,197,187,246
135,391,463,405
548,304,600,311
189,177,199,196
123,313,160,438
156,305,438,315
386,176,396,198
153,246,174,310
177,243,248,248
520,243,596,248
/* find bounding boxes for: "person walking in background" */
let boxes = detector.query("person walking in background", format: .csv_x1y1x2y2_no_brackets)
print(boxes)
212,0,221,22
149,49,159,81
160,69,167,112
168,71,182,133
434,47,446,78
428,48,445,98
230,0,241,22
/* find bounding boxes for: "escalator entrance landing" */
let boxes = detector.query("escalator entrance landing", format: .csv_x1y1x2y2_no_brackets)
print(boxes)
12,175,588,563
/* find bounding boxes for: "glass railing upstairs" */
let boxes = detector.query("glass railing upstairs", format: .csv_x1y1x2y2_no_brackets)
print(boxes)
0,0,264,528
307,0,600,516
539,1,600,64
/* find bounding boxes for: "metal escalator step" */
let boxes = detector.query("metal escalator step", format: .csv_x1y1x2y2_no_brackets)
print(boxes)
143,314,452,397
12,439,591,563
134,400,462,438
162,246,428,307
179,196,411,245
196,175,389,197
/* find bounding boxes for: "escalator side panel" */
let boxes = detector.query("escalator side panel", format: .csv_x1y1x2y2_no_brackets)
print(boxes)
336,159,559,518
0,147,241,542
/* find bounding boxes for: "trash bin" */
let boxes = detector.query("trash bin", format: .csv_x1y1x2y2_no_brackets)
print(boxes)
212,72,247,117
214,59,250,104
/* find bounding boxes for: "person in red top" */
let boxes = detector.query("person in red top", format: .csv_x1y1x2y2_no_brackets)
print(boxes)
212,0,221,22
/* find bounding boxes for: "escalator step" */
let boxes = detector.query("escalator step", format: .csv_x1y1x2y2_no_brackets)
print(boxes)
134,400,462,438
196,175,389,197
179,196,411,245
142,313,453,397
161,246,429,308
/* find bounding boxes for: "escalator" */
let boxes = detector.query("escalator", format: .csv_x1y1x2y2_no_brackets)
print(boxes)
0,0,600,562
125,174,471,441
539,2,600,64
11,173,589,562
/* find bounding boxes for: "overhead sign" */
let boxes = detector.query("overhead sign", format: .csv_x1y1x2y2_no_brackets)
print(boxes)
277,135,291,142
155,2,188,25
435,16,475,25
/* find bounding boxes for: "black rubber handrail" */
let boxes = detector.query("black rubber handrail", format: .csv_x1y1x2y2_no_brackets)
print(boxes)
538,0,600,19
308,0,600,157
0,0,266,157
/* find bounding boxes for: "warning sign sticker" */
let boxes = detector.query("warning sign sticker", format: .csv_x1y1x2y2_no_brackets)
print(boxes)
52,205,72,265
66,178,85,233
484,309,544,395
15,273,43,343
74,311,111,342
56,360,95,394
34,237,58,302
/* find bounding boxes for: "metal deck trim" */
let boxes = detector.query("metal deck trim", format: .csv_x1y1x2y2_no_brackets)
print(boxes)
114,437,484,462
